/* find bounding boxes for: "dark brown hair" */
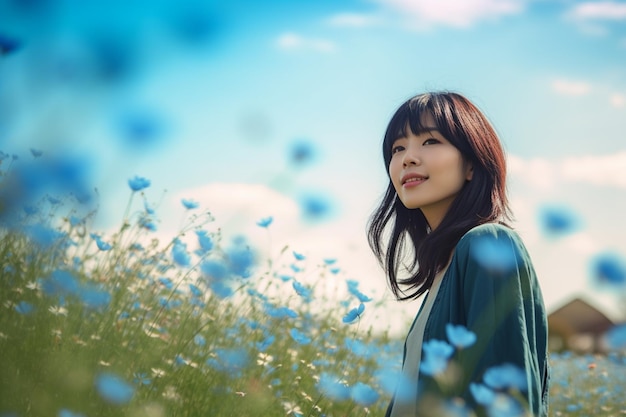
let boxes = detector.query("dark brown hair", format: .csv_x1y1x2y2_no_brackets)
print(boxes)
367,91,511,300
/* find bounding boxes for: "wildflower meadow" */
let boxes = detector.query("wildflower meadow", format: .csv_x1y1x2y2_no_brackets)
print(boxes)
1,2,626,415
1,151,626,417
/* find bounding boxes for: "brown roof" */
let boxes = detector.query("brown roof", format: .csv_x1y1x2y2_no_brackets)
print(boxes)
548,297,614,336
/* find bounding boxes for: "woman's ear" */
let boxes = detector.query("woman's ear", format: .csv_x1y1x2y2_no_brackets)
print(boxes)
465,163,474,181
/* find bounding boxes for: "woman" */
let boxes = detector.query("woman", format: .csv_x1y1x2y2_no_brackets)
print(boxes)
368,92,549,416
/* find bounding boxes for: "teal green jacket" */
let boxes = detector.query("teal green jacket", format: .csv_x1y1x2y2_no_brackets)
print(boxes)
386,223,549,416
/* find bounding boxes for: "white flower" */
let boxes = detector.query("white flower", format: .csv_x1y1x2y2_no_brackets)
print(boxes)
48,306,68,316
282,401,303,416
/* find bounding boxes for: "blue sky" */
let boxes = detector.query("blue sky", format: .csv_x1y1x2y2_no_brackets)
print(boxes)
2,0,626,329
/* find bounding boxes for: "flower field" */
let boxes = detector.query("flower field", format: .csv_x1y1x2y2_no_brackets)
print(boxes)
1,152,626,417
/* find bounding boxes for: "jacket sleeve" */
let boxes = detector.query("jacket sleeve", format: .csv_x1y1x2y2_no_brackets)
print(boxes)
450,225,547,416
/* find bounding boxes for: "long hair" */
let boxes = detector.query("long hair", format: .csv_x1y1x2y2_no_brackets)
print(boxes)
367,92,511,300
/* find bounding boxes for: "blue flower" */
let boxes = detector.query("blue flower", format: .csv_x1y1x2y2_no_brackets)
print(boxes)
181,198,199,209
470,382,496,406
293,251,306,261
292,281,312,300
201,259,228,280
118,110,165,149
299,192,333,222
24,224,66,248
256,335,275,352
420,354,450,376
288,138,317,167
128,176,151,192
375,369,416,401
139,197,153,214
226,241,255,277
195,230,213,253
470,235,517,273
133,373,151,386
290,328,311,345
172,239,191,267
420,339,454,376
15,301,34,315
30,148,43,158
538,204,580,237
346,280,372,302
189,283,203,297
42,270,80,296
91,234,112,251
194,334,206,347
591,252,626,287
208,348,249,375
342,303,365,324
316,372,350,401
483,363,528,392
256,216,273,228
446,323,477,349
79,285,111,310
95,372,135,405
350,382,379,406
209,281,234,298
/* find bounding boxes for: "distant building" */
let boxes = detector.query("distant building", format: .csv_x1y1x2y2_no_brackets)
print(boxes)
548,297,615,353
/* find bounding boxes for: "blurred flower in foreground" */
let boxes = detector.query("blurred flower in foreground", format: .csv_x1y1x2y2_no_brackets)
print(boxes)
15,301,34,315
470,235,517,273
446,324,476,349
195,230,213,253
420,339,454,376
117,110,166,151
290,328,311,345
483,363,527,391
181,198,199,210
316,372,350,401
0,32,21,55
172,239,191,267
299,192,334,222
288,138,317,168
538,204,580,238
256,216,273,228
350,382,379,406
95,372,134,405
590,251,626,287
128,176,151,192
376,368,417,402
470,382,496,406
342,303,365,324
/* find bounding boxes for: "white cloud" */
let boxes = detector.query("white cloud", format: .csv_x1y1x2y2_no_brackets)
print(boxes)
276,32,337,53
568,1,626,21
374,0,524,28
560,152,626,188
326,13,384,28
609,92,626,107
508,152,626,189
551,79,592,96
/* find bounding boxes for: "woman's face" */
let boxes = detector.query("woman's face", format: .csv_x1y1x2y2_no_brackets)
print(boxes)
388,114,473,230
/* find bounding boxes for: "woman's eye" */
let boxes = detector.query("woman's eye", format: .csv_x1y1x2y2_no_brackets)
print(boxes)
391,145,404,154
423,138,439,146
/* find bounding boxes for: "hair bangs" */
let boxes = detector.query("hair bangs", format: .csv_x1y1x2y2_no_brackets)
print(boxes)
382,99,435,166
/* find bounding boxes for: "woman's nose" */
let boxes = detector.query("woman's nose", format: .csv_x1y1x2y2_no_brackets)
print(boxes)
402,146,421,167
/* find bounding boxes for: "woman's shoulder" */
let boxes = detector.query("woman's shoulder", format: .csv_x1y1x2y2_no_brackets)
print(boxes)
454,222,527,262
459,222,519,242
